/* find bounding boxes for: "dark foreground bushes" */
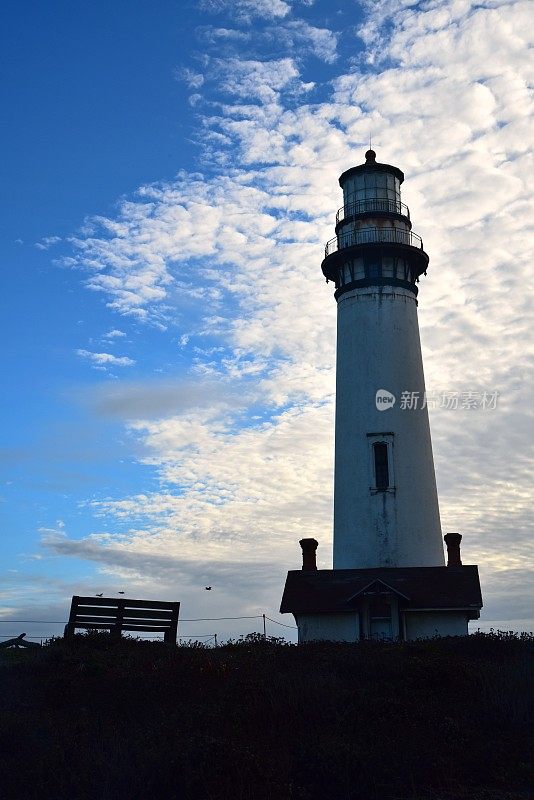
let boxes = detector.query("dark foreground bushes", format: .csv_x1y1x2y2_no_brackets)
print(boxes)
0,631,532,800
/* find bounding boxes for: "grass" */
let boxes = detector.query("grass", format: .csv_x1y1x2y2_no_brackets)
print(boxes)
0,631,532,800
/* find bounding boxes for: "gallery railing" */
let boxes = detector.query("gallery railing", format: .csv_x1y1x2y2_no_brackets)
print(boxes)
325,226,424,257
336,198,410,225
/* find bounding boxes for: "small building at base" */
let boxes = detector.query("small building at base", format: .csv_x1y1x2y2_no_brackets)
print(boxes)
281,538,482,643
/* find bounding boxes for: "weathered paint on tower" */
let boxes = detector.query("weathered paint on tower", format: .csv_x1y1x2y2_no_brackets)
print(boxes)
322,150,444,570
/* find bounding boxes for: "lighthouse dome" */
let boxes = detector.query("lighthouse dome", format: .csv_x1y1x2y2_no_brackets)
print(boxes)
339,151,404,209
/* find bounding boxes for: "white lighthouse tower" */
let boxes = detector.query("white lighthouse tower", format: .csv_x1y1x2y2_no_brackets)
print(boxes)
327,149,444,570
281,150,482,641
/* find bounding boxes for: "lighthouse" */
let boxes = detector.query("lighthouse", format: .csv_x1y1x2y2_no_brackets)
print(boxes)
328,149,444,570
280,150,482,641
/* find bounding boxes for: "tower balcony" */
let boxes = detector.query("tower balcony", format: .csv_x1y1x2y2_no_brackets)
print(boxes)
336,197,410,226
325,226,424,258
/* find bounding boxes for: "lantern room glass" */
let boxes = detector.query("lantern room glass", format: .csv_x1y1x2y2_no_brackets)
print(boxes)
343,171,401,207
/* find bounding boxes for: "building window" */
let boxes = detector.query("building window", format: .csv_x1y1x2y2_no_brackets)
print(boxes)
367,260,381,278
367,433,395,492
373,442,389,490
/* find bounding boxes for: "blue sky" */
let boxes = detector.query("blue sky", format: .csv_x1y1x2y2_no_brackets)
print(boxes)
1,0,532,642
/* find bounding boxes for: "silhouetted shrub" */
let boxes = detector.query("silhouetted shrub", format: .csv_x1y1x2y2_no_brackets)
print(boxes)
0,632,532,800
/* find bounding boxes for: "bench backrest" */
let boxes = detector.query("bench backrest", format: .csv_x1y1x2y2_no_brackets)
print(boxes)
66,596,180,642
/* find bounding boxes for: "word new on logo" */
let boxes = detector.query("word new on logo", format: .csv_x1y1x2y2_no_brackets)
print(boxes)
375,389,396,410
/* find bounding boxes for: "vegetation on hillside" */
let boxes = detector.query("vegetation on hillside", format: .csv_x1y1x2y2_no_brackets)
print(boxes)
0,631,532,800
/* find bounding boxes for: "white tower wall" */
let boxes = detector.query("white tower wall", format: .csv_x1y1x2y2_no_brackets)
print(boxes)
333,284,444,569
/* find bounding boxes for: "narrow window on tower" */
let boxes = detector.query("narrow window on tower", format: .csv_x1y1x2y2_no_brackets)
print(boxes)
364,253,381,278
373,442,389,490
367,433,395,493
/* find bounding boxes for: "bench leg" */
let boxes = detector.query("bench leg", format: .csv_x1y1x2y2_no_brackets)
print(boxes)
64,624,75,639
165,624,178,646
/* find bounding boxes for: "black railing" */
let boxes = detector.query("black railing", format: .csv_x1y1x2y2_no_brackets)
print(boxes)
336,198,410,225
325,227,424,257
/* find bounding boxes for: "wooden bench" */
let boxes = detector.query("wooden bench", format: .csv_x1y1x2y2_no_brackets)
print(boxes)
64,596,180,644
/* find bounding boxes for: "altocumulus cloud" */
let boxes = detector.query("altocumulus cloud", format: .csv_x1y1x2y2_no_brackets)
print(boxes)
196,19,338,63
76,349,136,368
199,0,293,23
103,328,126,339
52,0,533,629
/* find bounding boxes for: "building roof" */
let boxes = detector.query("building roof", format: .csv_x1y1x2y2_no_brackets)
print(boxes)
280,566,482,617
338,158,404,187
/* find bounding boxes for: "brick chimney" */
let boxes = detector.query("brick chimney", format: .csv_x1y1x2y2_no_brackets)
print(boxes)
444,533,462,567
299,538,318,571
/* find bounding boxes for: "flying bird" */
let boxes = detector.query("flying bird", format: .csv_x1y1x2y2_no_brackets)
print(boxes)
205,586,212,591
118,591,125,594
95,593,103,597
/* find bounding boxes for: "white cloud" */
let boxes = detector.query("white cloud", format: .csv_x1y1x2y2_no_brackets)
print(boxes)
214,57,302,102
103,328,126,339
279,21,339,63
76,349,136,367
70,400,335,577
35,235,61,250
197,26,252,44
198,20,338,63
177,67,205,89
199,0,292,23
54,0,534,630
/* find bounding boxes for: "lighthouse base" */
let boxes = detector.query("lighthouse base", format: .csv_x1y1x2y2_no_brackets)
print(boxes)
280,566,482,643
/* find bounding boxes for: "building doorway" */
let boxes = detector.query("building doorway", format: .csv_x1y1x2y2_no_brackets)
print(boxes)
368,596,393,640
